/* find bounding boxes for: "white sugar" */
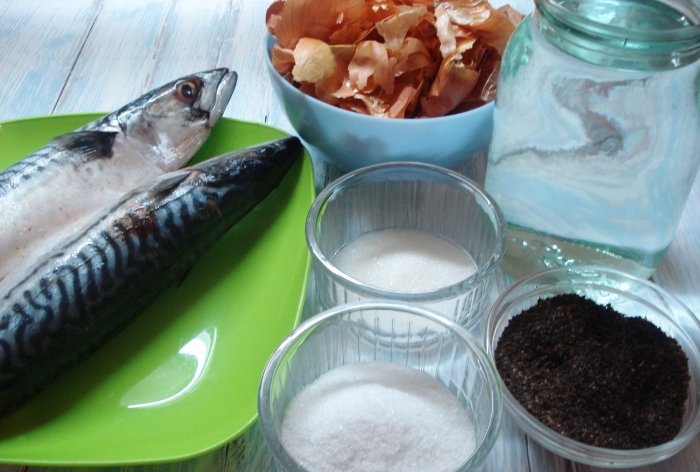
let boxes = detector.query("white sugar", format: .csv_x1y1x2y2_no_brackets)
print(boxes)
332,228,477,292
280,362,476,472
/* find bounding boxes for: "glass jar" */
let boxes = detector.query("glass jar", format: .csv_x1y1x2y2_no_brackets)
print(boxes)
485,0,700,279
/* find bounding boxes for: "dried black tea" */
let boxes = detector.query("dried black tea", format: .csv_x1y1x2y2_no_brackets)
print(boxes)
495,293,690,449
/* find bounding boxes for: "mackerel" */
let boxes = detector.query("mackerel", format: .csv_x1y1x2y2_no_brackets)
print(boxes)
0,136,302,415
0,68,237,288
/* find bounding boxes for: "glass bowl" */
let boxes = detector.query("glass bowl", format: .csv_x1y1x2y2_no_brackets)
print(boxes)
259,302,503,472
306,162,506,329
484,266,700,468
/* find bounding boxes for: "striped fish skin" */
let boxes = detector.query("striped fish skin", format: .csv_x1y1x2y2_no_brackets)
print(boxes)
0,69,237,290
0,136,302,415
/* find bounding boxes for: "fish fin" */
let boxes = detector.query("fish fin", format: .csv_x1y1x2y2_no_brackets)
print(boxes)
51,131,118,161
150,172,191,195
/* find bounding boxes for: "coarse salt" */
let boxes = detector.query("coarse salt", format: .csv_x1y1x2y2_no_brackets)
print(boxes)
280,362,476,472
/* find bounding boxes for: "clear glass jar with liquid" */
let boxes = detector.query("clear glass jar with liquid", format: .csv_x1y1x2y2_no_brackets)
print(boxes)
485,0,700,279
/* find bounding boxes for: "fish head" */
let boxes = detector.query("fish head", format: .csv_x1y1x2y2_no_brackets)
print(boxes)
102,69,237,171
190,136,303,206
149,137,303,212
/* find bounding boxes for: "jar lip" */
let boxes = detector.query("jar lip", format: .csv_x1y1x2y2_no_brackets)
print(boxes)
536,0,700,43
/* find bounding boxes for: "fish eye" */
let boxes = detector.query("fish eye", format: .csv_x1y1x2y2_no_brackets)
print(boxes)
175,78,202,104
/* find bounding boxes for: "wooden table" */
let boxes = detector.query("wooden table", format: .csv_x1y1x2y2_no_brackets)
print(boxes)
0,1,698,471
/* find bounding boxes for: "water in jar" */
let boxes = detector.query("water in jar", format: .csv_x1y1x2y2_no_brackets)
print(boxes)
485,0,700,279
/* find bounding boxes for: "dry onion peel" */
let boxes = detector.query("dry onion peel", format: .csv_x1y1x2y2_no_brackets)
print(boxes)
266,0,523,118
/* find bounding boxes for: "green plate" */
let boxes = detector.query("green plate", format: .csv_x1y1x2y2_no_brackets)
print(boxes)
0,115,314,466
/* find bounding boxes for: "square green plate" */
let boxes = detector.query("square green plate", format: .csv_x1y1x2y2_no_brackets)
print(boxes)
0,115,314,466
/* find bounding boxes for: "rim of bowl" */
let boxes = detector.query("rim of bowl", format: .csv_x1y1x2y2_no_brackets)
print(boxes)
258,301,504,472
484,265,700,468
304,161,507,306
263,32,495,125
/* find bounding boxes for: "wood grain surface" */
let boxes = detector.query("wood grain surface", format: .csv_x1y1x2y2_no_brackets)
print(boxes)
0,1,697,471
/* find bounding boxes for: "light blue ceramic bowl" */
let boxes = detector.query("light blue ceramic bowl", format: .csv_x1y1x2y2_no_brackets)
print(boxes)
264,34,495,174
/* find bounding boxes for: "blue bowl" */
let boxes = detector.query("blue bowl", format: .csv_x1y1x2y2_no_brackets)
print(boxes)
264,34,495,173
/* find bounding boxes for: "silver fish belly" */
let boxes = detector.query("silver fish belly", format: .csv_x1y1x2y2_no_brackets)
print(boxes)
0,69,237,288
0,136,302,415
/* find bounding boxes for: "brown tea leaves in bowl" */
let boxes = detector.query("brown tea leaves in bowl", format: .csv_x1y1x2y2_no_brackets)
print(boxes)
495,294,690,449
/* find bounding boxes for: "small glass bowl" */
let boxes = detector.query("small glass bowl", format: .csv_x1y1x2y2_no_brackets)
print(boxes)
484,266,700,468
259,302,503,472
306,162,506,329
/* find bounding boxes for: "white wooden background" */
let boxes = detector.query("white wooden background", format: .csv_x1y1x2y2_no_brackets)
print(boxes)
0,0,698,471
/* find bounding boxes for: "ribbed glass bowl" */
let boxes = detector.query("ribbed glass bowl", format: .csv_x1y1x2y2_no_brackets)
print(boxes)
484,266,700,468
306,162,506,330
259,302,503,472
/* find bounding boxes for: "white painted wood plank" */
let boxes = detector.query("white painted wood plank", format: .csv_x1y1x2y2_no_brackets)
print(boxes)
0,0,99,121
53,0,176,114
217,0,292,132
146,0,238,89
